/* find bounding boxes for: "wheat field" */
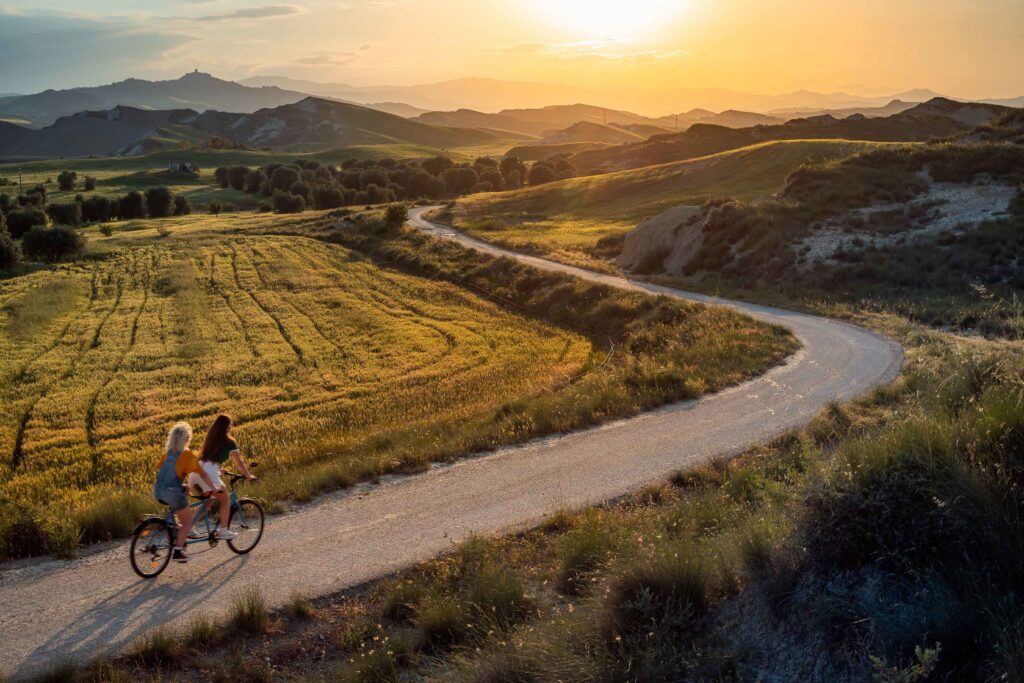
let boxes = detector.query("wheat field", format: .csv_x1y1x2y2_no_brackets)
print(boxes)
0,229,593,545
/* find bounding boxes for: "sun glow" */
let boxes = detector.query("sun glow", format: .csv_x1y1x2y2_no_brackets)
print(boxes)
530,0,686,39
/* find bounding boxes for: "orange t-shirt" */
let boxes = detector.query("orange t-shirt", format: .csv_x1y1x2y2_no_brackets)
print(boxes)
156,448,202,480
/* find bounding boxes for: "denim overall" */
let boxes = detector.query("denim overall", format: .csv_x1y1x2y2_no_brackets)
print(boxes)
153,448,188,511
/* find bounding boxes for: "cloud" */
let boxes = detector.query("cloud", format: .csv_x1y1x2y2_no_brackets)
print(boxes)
192,4,305,21
293,51,360,66
0,9,193,92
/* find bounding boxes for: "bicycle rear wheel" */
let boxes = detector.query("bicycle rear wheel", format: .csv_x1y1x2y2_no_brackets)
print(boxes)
227,499,264,554
130,518,173,579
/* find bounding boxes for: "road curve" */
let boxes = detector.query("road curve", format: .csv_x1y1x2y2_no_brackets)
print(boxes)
0,208,902,679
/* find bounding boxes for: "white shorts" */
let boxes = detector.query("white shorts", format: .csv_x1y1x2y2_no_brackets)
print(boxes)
187,460,224,495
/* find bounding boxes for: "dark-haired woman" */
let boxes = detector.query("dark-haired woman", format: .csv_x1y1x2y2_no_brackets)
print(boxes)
188,414,255,539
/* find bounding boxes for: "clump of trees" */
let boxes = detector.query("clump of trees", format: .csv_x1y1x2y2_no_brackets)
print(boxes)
0,183,197,269
213,153,576,214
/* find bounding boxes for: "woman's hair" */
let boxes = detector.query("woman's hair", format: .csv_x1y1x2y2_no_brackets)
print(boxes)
200,414,233,462
165,422,193,455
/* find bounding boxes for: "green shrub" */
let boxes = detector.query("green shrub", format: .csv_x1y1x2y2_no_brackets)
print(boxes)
382,579,425,623
272,190,305,214
145,186,174,218
556,523,618,594
83,176,96,191
57,170,77,192
45,201,82,227
130,626,183,666
99,224,114,237
467,568,530,627
0,228,20,270
229,584,271,634
415,593,466,651
6,207,47,239
21,225,85,262
172,195,191,216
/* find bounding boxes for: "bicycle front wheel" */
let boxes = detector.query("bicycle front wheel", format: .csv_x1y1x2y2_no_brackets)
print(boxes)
227,499,264,554
130,518,173,579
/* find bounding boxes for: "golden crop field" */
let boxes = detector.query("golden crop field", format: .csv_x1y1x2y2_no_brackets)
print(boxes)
0,229,593,547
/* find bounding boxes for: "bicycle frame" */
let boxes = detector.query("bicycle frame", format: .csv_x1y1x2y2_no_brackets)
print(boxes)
165,488,240,546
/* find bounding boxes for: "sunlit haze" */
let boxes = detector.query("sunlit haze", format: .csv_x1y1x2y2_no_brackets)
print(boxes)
0,0,1022,110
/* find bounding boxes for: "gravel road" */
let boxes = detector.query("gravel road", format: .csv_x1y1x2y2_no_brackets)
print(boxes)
0,208,903,679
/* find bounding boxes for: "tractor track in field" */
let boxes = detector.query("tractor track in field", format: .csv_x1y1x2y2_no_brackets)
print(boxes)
229,243,305,363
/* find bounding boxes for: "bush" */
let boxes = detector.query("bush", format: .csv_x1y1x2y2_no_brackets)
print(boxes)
415,594,466,651
83,176,97,191
6,207,47,238
244,169,266,193
313,186,345,210
99,224,114,237
118,191,146,219
272,190,305,213
21,225,85,262
384,203,408,228
80,195,113,223
0,228,20,270
227,166,248,191
145,186,174,218
271,166,301,192
527,163,558,186
208,200,222,215
214,166,229,188
172,195,191,216
57,170,77,192
46,202,82,227
229,584,271,634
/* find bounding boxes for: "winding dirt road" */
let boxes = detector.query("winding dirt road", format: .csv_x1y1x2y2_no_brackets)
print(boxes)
0,208,902,679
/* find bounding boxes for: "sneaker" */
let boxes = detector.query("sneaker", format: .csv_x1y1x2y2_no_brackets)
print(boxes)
215,526,237,540
188,528,205,539
172,548,190,563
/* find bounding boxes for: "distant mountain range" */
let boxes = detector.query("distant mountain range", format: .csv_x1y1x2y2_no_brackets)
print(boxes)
0,97,524,160
238,76,1024,118
0,72,310,128
0,72,1018,163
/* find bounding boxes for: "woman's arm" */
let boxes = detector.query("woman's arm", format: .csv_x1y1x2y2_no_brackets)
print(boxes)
230,450,255,480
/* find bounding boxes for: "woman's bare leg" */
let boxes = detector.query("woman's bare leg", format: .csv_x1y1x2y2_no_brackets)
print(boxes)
175,507,193,548
216,490,231,527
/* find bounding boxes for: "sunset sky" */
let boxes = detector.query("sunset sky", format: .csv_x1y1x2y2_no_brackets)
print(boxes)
2,0,1023,98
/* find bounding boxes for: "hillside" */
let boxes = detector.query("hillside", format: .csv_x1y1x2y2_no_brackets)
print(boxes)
0,107,203,159
189,97,515,151
0,97,519,160
0,72,308,128
619,142,1024,334
570,98,1004,172
538,121,645,145
449,140,882,269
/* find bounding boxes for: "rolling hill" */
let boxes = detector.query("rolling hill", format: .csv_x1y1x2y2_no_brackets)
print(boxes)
569,98,1007,172
448,139,884,269
0,97,522,160
0,72,308,128
538,121,645,145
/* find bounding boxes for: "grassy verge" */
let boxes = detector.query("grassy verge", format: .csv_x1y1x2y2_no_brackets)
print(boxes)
43,310,1024,682
0,208,795,560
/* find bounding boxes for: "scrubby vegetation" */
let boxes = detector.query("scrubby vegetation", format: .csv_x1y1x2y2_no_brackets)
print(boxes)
0,208,794,560
449,140,881,271
212,153,575,215
668,143,1024,336
46,319,1024,682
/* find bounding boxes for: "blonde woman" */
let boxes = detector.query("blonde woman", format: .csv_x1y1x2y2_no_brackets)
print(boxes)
152,422,219,563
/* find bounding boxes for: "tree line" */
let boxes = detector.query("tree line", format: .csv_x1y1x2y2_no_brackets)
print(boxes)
0,183,193,270
214,154,579,213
